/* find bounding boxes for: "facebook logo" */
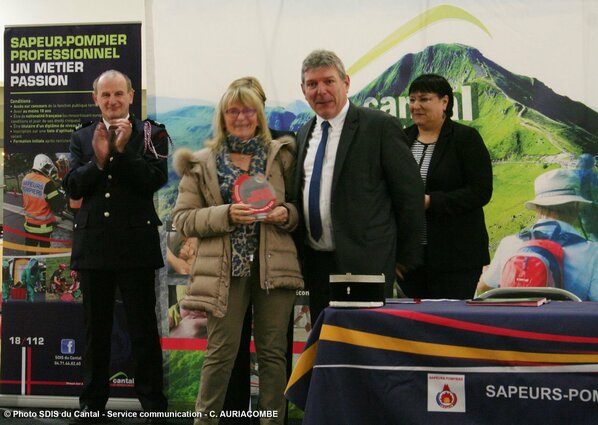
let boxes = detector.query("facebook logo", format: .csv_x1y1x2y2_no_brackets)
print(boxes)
61,339,76,355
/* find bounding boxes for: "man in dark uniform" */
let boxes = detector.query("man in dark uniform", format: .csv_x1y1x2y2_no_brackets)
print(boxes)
63,69,168,419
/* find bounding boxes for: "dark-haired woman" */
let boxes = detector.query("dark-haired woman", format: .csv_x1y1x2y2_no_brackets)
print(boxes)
400,74,493,299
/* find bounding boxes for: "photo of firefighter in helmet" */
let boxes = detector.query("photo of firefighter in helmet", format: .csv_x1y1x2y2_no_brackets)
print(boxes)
3,151,70,256
21,153,67,248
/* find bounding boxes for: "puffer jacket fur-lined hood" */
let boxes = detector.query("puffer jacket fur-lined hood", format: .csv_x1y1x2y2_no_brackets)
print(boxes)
173,136,296,177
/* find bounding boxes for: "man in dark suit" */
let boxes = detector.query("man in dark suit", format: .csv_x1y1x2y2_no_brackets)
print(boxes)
63,69,168,418
296,50,425,322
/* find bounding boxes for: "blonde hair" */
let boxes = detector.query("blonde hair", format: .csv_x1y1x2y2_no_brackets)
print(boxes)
228,76,267,104
206,84,272,151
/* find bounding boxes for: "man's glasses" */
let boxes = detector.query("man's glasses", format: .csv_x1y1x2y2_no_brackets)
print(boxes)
225,107,257,118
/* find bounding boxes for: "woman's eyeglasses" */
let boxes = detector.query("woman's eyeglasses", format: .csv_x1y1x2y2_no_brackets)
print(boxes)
225,108,257,118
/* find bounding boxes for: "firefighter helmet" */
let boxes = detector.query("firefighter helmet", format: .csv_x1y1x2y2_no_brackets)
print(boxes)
32,154,57,177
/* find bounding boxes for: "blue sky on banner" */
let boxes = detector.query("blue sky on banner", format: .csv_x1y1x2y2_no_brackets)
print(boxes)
2,0,598,111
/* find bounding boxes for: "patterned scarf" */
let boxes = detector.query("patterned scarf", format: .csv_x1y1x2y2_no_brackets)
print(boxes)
216,134,268,277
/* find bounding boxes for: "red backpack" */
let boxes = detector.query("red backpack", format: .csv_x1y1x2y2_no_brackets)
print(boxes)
500,221,585,288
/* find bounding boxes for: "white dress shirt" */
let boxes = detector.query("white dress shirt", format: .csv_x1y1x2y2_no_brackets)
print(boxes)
102,113,130,129
303,101,350,251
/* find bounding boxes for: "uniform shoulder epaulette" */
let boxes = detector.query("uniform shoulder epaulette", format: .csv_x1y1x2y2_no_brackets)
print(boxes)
75,120,94,131
142,119,172,159
144,118,166,128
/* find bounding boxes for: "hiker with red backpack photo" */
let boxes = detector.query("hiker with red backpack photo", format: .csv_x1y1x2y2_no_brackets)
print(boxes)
475,168,598,300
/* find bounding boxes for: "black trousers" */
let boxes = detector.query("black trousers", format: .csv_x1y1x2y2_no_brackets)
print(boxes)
79,268,167,411
400,264,482,300
303,247,338,326
24,229,52,248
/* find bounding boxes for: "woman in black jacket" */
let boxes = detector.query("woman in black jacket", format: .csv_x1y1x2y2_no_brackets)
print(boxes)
400,74,493,299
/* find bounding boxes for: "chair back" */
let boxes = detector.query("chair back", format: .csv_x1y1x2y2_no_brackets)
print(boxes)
477,287,581,302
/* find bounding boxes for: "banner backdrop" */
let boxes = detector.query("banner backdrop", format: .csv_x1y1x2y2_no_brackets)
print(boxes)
143,0,598,416
1,0,598,419
1,23,141,399
4,23,141,153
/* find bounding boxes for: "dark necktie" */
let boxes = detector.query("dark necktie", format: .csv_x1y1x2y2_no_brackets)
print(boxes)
308,121,331,241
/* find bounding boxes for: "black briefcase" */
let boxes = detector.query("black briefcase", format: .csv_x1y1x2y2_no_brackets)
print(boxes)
328,273,386,308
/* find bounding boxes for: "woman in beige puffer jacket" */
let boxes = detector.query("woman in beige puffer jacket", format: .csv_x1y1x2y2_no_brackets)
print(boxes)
172,82,302,425
172,136,303,317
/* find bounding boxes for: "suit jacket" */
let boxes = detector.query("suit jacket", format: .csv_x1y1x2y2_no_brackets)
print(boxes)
295,102,425,283
404,118,493,270
63,117,169,270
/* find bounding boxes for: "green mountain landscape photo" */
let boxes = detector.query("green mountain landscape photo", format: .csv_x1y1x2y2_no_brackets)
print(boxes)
155,43,598,253
153,41,598,412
